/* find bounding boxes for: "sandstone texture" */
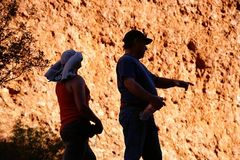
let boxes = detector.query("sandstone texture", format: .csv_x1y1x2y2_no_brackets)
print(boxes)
0,0,240,159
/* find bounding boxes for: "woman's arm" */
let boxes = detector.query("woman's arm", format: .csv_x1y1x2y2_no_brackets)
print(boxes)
71,76,102,125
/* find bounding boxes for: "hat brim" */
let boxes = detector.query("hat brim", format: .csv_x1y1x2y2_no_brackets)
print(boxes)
144,38,153,45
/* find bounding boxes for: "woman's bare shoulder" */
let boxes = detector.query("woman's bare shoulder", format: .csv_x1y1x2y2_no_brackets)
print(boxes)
63,76,85,92
69,75,85,86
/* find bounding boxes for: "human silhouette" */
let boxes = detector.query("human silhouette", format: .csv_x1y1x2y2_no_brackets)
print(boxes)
45,50,103,160
116,30,193,160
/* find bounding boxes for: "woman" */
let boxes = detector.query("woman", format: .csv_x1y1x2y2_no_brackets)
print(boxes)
45,50,103,160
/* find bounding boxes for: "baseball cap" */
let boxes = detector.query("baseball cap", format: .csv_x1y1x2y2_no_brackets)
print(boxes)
123,30,152,47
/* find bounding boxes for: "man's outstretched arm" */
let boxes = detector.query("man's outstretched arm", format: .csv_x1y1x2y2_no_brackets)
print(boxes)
151,74,193,90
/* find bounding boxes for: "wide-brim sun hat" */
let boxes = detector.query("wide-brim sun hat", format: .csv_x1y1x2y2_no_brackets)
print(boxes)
45,49,83,82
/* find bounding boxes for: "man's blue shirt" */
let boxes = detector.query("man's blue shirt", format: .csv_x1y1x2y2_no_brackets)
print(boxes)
116,55,157,107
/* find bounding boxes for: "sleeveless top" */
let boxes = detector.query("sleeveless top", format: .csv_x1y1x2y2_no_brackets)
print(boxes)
55,82,90,130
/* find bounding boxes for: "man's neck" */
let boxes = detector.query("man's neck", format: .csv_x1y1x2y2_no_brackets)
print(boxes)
125,51,139,60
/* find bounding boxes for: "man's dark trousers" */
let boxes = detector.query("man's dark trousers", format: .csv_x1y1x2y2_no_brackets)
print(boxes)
119,106,162,160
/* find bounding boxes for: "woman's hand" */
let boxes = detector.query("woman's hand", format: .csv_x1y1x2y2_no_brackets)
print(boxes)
89,120,103,137
94,119,103,134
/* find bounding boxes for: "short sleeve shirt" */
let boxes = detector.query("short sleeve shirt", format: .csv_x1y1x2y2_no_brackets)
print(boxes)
116,55,158,106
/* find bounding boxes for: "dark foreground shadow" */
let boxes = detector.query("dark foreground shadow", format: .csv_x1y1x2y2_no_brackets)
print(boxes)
0,120,64,160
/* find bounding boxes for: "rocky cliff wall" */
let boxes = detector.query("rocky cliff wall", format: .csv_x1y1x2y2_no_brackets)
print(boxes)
0,0,239,159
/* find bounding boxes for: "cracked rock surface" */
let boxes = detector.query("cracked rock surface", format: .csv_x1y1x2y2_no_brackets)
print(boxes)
0,0,239,159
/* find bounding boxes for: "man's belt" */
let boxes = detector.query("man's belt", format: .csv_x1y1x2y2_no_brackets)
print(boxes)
120,101,148,109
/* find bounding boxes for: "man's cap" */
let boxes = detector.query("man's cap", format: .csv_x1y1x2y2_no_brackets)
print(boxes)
123,29,152,45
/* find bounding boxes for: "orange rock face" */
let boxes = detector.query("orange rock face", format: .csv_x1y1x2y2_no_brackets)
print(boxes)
0,0,239,159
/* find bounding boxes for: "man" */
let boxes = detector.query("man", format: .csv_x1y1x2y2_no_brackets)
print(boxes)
116,29,193,160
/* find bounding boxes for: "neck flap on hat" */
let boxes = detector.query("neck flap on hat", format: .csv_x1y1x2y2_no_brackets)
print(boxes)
45,50,83,82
